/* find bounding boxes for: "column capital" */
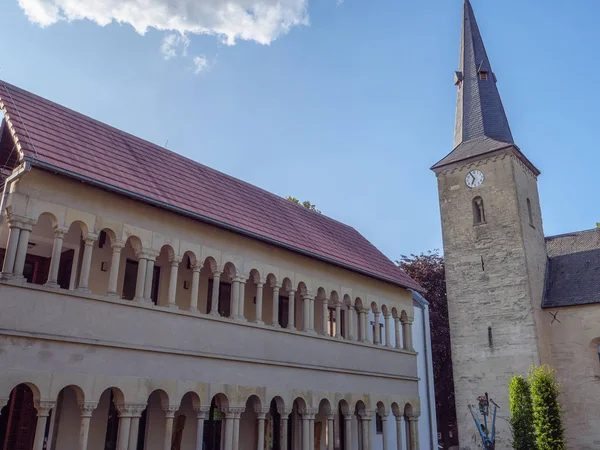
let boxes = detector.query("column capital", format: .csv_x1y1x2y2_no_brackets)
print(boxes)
401,316,414,325
302,294,315,301
255,406,270,419
325,411,336,420
35,401,56,416
116,403,147,417
52,225,69,238
192,262,203,273
278,406,293,416
343,413,353,420
298,408,318,418
83,232,99,245
212,270,223,278
169,255,183,266
271,283,281,290
256,281,265,288
136,249,159,260
406,411,420,421
162,404,180,418
358,409,376,419
194,406,210,419
111,240,126,250
223,406,245,418
78,401,98,418
383,311,391,319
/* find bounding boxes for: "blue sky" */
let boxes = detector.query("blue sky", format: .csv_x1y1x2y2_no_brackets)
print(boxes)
1,0,599,261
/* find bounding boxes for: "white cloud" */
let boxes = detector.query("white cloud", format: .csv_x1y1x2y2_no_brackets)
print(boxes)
17,0,309,46
160,33,190,59
193,56,209,74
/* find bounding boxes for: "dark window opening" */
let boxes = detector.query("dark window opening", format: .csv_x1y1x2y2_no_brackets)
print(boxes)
105,391,119,449
479,71,489,80
527,198,535,228
279,296,289,328
122,259,160,303
488,326,493,348
206,280,232,317
376,413,383,434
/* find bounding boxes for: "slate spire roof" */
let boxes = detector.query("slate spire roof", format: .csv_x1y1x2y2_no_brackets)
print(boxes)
0,80,422,291
432,0,538,174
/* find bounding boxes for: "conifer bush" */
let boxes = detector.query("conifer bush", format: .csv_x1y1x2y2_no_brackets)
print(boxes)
529,365,565,450
508,375,536,450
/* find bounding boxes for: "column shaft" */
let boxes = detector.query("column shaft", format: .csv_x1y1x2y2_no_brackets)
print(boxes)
335,305,341,338
134,257,148,301
373,312,381,345
232,414,241,450
143,258,155,302
190,267,201,311
129,416,141,450
394,418,403,450
210,272,221,315
287,291,295,330
78,415,92,450
381,417,388,450
272,286,280,326
302,417,310,450
326,418,334,450
309,298,315,331
117,416,131,450
238,280,246,320
13,227,31,277
322,299,328,336
309,416,314,450
407,323,414,351
409,418,419,450
195,416,205,450
167,261,179,308
280,417,288,450
231,279,240,318
257,416,265,450
303,296,311,332
394,318,401,349
45,229,65,287
107,244,123,296
164,414,175,450
32,409,50,450
1,225,20,276
255,283,264,323
77,237,96,292
344,417,352,450
224,415,234,450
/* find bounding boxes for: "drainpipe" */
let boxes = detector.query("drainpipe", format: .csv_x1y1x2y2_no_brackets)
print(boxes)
0,160,31,217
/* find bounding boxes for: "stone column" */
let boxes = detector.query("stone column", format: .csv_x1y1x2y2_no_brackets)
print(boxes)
128,405,146,450
116,407,132,450
255,282,264,324
1,219,21,277
393,415,403,450
210,271,222,316
402,317,414,351
325,412,335,450
321,298,329,336
335,303,342,338
279,407,292,450
13,221,34,279
167,256,181,309
163,406,178,450
134,252,148,302
271,284,281,327
343,414,352,450
189,262,201,312
231,278,240,319
308,412,315,450
345,308,353,341
301,411,310,450
360,411,374,450
309,297,315,332
302,295,311,332
383,314,391,348
287,290,295,330
393,317,401,349
107,241,125,297
193,406,209,450
406,320,414,352
363,309,371,343
143,253,158,303
357,309,366,342
373,311,381,345
223,410,235,450
406,413,419,450
78,402,97,450
238,277,247,321
77,234,98,293
45,226,68,288
255,407,269,450
232,408,243,450
380,414,388,450
32,401,54,450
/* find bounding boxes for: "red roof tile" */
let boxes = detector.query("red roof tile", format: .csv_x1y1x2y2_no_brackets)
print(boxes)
0,80,421,291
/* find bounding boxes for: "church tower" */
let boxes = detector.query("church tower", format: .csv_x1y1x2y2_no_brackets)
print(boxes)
432,1,549,448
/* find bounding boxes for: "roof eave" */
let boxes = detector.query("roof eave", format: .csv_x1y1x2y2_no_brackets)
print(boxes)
23,156,423,293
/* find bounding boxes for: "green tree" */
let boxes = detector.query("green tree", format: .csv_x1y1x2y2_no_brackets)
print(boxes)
286,196,321,213
509,375,536,450
529,365,565,450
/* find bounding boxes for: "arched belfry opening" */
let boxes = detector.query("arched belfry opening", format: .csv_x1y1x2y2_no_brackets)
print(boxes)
473,197,485,224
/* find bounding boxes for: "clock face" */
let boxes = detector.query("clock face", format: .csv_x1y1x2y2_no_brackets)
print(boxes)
466,170,484,188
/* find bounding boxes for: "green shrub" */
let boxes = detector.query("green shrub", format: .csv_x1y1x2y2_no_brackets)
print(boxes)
509,375,536,450
529,365,565,450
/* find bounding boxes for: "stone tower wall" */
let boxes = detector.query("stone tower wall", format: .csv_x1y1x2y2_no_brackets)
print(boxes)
436,154,541,450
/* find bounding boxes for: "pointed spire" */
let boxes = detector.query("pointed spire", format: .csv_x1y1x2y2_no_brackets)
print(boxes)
432,0,538,172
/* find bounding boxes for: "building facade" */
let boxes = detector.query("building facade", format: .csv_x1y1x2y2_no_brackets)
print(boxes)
0,81,427,450
433,1,600,449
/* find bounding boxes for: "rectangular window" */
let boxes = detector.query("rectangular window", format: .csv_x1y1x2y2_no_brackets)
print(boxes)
279,296,289,328
206,280,232,317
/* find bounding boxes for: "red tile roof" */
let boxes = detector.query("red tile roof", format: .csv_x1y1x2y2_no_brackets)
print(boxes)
0,80,421,291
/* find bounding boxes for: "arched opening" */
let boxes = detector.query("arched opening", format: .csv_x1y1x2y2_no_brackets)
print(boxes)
354,401,367,450
338,400,350,450
316,399,331,450
315,287,327,336
343,295,354,341
403,403,413,450
247,269,264,323
136,389,170,450
119,235,147,301
328,291,340,338
290,398,307,450
296,282,308,332
208,262,235,318
264,274,279,326
88,387,123,450
278,278,293,329
241,395,261,450
473,197,485,224
204,394,228,450
355,298,365,342
173,392,200,450
0,384,40,450
52,385,86,449
269,397,285,450
370,302,380,345
153,244,175,307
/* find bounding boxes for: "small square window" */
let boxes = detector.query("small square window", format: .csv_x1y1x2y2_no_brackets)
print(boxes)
479,71,489,80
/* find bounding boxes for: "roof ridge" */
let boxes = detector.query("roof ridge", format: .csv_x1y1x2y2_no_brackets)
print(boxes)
0,79,355,230
545,228,600,241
